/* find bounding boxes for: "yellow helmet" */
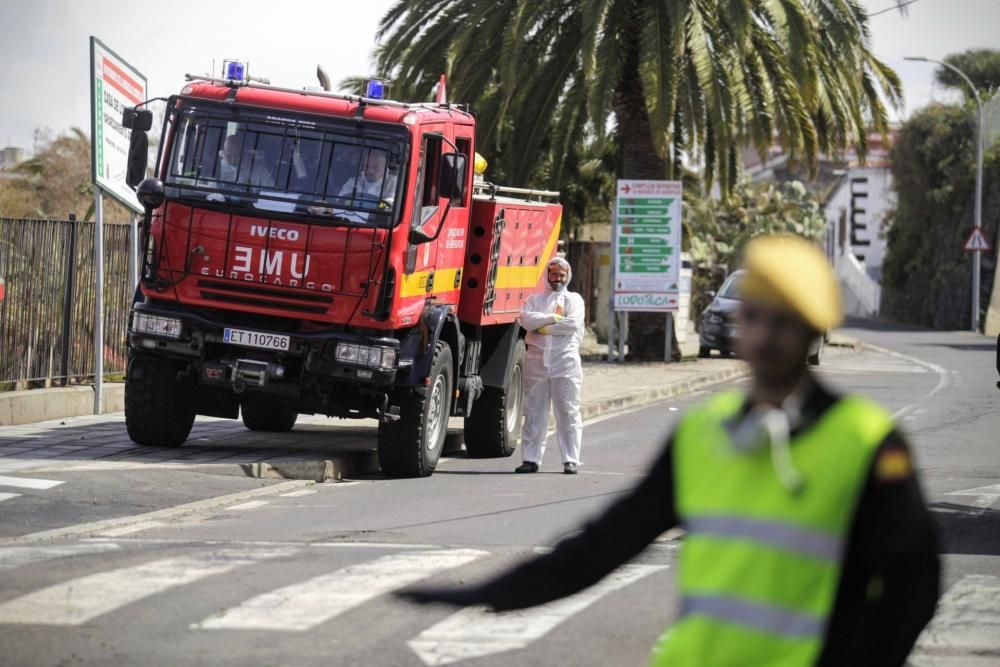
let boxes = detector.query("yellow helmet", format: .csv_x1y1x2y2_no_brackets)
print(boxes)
741,235,842,332
473,152,488,175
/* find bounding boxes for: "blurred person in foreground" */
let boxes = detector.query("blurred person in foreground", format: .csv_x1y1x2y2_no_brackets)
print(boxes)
398,235,939,666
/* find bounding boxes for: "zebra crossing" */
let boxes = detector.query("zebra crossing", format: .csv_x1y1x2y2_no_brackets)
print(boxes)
0,540,673,665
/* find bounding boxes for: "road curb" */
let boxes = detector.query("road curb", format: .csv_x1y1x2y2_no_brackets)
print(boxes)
579,364,750,422
0,384,124,426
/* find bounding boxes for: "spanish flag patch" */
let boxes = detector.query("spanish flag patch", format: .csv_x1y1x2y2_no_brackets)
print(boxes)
875,448,912,481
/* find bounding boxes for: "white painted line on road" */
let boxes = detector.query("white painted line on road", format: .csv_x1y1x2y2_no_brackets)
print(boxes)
0,547,294,625
225,500,271,511
0,543,121,571
408,563,668,666
945,484,1000,511
97,521,167,537
195,548,487,631
910,575,1000,665
0,475,65,490
0,480,311,546
280,489,318,498
859,343,950,420
0,492,21,503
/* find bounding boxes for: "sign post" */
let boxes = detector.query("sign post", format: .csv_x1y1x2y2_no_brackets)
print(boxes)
610,180,683,362
90,37,147,414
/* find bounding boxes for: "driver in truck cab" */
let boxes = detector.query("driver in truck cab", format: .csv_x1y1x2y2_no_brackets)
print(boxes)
338,149,396,206
219,132,273,187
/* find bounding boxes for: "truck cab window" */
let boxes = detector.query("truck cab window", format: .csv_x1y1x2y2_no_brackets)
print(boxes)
455,137,472,208
412,134,443,227
163,101,406,228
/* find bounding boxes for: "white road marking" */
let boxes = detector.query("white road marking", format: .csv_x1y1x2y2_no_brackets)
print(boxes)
196,548,487,631
910,575,1000,665
0,475,64,490
97,521,166,537
945,484,1000,511
0,543,121,571
408,563,668,666
225,500,271,511
0,547,294,625
0,492,21,503
0,480,310,546
279,489,318,498
858,342,951,420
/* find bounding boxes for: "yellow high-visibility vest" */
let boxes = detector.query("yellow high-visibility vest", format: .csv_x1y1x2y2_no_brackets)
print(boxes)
651,390,893,666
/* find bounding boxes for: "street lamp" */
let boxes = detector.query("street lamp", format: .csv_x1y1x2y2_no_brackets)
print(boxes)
905,56,985,332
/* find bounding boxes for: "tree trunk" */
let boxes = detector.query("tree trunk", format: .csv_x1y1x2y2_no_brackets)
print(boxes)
613,22,680,361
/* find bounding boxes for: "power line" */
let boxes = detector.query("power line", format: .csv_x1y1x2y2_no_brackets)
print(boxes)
869,0,923,18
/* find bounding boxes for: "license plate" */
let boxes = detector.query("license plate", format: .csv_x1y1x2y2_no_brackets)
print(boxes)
223,328,290,351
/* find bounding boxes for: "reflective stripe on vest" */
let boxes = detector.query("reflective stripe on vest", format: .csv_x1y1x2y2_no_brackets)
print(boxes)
651,390,893,667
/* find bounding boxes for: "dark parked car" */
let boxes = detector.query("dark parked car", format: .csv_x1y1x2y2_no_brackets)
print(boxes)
699,270,824,365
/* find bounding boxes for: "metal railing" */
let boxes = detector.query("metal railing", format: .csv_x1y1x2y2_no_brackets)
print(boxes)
0,217,132,389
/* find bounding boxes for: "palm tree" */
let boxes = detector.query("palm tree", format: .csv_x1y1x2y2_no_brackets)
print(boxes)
370,0,903,358
372,0,901,191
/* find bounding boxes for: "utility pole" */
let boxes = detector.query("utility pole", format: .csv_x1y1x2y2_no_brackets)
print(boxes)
906,56,985,332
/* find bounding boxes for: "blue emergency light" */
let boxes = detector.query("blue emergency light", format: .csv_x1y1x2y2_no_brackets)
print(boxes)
365,79,385,100
225,61,246,81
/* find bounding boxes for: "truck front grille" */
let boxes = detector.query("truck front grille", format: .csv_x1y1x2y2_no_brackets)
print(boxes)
197,280,332,315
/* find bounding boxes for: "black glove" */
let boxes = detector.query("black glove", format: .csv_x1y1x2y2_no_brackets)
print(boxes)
394,584,487,608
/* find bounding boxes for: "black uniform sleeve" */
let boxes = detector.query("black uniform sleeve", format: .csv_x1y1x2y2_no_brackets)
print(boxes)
818,429,940,667
470,438,680,611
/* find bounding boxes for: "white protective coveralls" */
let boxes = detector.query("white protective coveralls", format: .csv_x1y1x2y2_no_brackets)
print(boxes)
519,258,585,465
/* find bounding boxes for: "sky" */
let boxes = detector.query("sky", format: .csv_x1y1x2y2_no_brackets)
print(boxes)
0,0,998,153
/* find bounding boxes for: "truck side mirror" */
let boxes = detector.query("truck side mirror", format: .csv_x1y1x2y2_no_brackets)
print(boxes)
123,107,153,189
439,152,467,201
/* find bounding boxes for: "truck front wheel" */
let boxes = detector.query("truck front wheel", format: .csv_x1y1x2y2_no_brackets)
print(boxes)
378,342,453,478
125,354,196,447
241,400,298,432
464,340,525,458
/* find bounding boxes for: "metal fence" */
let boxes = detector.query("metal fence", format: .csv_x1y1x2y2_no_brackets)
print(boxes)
0,217,133,389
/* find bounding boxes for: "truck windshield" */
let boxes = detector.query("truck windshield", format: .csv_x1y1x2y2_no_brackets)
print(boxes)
163,100,407,227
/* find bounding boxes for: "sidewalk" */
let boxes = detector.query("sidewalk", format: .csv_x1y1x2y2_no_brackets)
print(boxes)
578,357,746,421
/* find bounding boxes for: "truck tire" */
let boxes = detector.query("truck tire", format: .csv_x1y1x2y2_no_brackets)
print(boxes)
378,342,453,477
125,354,196,447
241,400,297,432
464,340,525,458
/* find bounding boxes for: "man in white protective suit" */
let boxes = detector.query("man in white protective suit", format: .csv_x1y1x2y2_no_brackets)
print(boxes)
515,257,586,475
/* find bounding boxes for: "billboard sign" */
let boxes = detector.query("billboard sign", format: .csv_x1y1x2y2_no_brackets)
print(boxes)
90,37,147,213
613,180,682,311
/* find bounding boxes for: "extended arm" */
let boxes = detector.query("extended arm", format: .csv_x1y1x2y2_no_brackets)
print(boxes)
398,438,679,611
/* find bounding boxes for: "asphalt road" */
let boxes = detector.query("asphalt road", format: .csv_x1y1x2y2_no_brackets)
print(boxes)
0,325,997,667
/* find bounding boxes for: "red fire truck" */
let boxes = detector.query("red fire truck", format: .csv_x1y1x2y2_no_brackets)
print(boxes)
120,66,562,477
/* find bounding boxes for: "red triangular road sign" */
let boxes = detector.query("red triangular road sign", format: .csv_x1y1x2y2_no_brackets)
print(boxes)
964,227,992,252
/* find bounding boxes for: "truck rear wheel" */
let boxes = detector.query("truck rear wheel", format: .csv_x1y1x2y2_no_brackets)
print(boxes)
378,342,453,477
241,400,298,432
464,340,524,458
125,354,196,447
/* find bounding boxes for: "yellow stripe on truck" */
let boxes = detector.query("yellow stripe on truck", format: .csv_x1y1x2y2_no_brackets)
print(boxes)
494,213,561,289
399,267,462,298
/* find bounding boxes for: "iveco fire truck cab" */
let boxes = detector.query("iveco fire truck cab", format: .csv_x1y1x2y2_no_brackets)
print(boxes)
121,65,562,477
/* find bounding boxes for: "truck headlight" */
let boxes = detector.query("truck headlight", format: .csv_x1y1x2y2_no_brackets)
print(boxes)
131,312,182,339
336,343,397,370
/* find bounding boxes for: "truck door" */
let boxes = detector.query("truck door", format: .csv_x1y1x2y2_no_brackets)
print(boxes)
406,125,466,305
